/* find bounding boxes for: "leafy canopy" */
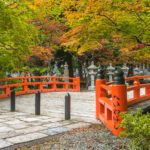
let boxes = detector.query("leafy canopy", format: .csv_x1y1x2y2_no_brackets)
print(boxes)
0,0,38,76
52,0,150,62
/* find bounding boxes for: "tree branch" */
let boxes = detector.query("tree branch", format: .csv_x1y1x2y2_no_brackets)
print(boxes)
134,36,150,46
99,14,150,47
98,14,127,33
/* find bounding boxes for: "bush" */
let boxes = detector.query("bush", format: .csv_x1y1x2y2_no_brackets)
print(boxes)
120,110,150,150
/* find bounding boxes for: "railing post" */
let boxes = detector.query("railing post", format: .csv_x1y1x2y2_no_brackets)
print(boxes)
75,77,80,92
73,78,76,91
10,89,16,112
23,77,28,93
5,86,10,97
133,79,140,99
96,67,107,120
112,69,127,136
35,91,41,115
64,83,68,91
146,85,150,96
38,83,43,92
63,77,68,91
52,76,57,91
65,93,71,120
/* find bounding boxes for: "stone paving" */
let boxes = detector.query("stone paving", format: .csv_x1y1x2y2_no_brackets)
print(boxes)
0,110,91,149
0,92,95,149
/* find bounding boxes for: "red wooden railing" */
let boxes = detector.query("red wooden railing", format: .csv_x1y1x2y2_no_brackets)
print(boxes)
0,76,80,99
96,75,150,136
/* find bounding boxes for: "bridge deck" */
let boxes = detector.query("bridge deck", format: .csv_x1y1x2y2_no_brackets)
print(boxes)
128,99,150,113
0,91,149,122
0,92,96,122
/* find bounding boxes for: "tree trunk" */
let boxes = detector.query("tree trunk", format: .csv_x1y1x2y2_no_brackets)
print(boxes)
66,53,73,77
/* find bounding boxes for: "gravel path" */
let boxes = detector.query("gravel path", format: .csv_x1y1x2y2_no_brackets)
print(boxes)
16,124,128,150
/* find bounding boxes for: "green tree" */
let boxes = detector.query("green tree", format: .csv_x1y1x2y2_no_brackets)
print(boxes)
0,0,38,77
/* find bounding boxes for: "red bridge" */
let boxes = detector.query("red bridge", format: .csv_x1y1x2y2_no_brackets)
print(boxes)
0,73,149,137
96,74,150,136
0,76,80,99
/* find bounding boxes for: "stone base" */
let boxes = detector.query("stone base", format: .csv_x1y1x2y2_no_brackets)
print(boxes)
88,86,95,91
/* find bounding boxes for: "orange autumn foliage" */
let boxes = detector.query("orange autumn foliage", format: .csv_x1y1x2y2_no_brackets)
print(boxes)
31,46,53,64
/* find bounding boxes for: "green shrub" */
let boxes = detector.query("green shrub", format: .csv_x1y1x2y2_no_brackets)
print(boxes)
120,110,150,150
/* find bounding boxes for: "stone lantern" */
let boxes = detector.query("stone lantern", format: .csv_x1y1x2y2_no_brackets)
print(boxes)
74,68,79,77
53,63,61,76
133,65,140,76
88,61,98,90
63,62,69,78
139,69,144,76
143,64,146,71
142,63,148,75
107,63,115,81
121,63,129,77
